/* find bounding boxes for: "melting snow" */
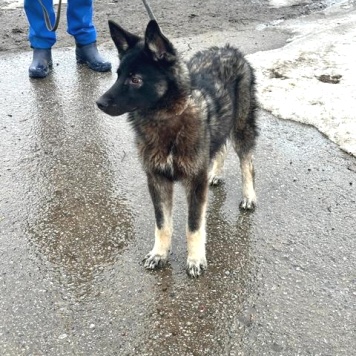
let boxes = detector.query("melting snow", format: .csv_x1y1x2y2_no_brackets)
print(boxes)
248,7,356,155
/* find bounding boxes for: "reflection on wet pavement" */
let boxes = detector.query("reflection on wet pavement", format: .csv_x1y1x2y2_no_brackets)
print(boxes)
26,75,134,301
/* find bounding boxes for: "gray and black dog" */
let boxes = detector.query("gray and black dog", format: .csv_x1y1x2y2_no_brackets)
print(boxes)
97,20,258,277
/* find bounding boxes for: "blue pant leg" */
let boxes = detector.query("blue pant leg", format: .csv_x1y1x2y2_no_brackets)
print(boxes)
24,0,56,48
67,0,97,45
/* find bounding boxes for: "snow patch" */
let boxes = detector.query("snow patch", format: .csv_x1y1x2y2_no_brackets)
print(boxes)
269,0,312,8
248,9,356,156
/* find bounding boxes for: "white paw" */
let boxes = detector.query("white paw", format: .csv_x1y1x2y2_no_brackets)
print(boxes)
209,175,222,186
186,257,207,278
143,251,168,270
239,197,256,210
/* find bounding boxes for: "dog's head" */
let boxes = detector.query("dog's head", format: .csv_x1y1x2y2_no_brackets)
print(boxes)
96,20,180,116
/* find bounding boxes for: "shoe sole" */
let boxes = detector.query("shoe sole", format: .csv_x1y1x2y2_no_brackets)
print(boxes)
76,57,111,72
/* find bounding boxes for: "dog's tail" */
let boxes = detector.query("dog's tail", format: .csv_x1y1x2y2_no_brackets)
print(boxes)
225,45,258,155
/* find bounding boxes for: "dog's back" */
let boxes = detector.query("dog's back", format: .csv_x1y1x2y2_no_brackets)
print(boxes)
188,45,257,160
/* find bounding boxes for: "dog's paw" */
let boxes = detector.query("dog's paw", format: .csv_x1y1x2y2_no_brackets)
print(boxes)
239,197,256,211
186,257,207,278
209,176,222,186
143,252,168,270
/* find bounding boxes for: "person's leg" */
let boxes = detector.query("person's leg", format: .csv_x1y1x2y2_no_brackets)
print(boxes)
67,0,96,45
24,0,55,78
67,0,111,72
24,0,56,48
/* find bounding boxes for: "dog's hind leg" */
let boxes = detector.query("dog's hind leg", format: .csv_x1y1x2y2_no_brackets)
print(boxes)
232,136,257,210
230,62,258,210
185,171,209,277
144,173,173,270
239,151,256,210
208,144,227,186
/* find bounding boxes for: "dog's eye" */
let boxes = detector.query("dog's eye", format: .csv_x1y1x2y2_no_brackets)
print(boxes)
131,76,142,85
124,75,143,87
128,76,143,88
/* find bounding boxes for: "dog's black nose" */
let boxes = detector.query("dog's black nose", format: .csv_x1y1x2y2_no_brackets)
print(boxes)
96,97,108,112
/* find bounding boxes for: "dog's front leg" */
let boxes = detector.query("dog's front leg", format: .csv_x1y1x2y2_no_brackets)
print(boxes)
185,172,209,277
144,173,173,270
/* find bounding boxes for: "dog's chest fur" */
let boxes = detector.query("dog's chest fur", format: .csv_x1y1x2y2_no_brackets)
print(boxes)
132,103,207,180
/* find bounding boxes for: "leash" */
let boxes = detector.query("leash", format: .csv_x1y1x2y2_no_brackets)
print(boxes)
141,0,156,21
38,0,62,32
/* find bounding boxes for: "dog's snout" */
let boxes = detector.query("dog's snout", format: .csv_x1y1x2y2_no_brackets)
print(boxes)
96,95,123,116
96,97,109,111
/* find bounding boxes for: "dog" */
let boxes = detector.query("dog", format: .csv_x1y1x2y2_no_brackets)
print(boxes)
96,20,258,277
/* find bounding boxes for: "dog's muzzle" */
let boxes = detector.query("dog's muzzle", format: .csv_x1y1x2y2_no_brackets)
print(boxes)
96,95,120,116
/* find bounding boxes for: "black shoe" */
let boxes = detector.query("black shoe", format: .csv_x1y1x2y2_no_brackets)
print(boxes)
29,48,53,79
76,42,111,72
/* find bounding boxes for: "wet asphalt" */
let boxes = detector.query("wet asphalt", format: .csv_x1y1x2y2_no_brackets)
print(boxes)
1,6,356,356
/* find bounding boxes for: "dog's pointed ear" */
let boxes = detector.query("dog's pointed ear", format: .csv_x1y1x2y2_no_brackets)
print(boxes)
145,20,176,63
108,20,141,57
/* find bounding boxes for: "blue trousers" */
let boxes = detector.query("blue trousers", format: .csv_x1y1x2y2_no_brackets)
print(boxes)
24,0,97,49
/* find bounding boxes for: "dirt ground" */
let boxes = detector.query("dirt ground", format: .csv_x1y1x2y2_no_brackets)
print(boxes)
0,0,328,53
